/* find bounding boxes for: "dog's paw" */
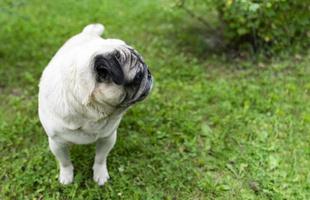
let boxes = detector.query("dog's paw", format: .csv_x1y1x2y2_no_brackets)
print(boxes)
93,163,110,186
59,165,74,185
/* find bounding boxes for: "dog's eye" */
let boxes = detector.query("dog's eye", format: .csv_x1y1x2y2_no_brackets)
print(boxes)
133,71,143,85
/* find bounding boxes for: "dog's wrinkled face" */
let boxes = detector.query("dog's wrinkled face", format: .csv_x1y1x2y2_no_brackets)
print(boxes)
91,45,152,108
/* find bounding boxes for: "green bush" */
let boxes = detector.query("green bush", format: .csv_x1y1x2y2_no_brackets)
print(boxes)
175,0,309,53
217,0,309,52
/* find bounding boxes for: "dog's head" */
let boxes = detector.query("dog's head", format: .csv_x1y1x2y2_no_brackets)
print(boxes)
74,39,153,111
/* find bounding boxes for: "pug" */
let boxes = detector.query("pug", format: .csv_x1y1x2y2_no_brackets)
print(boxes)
38,24,153,185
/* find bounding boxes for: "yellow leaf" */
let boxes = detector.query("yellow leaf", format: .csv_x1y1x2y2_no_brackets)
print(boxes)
226,0,233,7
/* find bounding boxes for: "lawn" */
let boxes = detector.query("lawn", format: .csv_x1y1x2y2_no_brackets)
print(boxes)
0,0,309,199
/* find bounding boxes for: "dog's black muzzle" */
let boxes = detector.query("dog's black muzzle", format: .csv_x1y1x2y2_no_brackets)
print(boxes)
121,68,153,107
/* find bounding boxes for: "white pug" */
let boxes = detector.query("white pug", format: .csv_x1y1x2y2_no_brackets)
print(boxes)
38,24,153,185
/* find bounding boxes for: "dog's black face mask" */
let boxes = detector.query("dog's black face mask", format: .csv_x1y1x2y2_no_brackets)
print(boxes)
94,47,153,107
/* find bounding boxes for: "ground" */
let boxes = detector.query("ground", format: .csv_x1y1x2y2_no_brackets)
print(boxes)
0,0,309,199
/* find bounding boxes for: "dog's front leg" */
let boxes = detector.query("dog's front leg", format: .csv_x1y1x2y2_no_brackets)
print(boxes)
93,131,117,186
48,137,74,185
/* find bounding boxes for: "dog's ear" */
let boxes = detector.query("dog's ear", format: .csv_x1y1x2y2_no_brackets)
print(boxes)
94,52,124,85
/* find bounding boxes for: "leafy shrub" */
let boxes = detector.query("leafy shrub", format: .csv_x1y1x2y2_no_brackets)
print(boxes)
175,0,310,54
216,0,309,52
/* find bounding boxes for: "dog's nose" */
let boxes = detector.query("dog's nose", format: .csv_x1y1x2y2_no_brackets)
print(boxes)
147,69,152,80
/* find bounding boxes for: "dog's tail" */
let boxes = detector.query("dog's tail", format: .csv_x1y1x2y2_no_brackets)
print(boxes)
82,24,105,36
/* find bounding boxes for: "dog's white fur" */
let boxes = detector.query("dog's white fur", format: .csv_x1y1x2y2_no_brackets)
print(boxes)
38,24,145,185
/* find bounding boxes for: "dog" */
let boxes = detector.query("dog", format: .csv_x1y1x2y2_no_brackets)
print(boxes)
38,24,153,185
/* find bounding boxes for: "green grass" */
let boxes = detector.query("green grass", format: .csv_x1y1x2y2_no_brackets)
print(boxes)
0,0,309,199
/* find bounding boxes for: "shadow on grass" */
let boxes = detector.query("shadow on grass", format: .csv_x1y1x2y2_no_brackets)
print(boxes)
159,11,260,62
